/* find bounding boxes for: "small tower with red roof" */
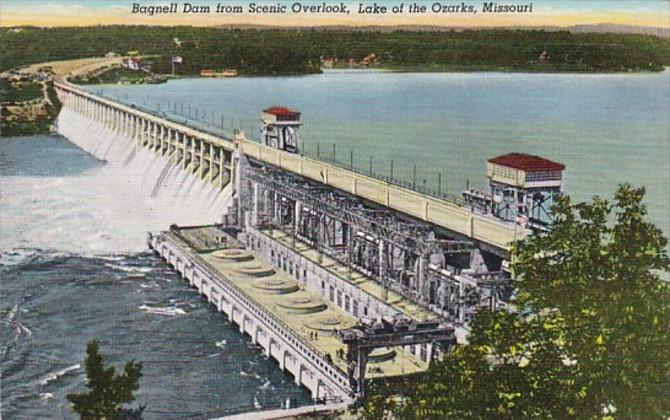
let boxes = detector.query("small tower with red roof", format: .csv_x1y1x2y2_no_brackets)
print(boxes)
486,153,565,227
261,106,302,154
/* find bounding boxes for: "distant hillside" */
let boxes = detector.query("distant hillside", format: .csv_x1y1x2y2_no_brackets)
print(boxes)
1,26,668,75
567,24,670,38
211,23,670,38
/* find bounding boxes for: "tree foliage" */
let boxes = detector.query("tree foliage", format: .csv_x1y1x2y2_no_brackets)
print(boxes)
1,27,668,75
66,340,144,419
366,185,670,419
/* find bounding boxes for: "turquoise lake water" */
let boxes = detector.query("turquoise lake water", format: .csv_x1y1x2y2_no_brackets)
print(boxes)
91,69,670,234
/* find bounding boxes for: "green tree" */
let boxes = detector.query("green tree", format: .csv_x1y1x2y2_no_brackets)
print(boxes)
512,184,670,419
67,340,144,419
370,185,670,419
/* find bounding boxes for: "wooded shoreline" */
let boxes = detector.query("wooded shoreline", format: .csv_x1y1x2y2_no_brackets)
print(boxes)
2,26,669,136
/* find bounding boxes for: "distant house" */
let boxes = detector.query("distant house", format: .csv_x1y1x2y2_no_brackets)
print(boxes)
321,56,335,68
105,52,119,58
122,57,143,71
35,67,53,81
361,53,378,66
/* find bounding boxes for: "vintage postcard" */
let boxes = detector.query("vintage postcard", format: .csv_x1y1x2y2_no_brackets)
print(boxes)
1,1,668,419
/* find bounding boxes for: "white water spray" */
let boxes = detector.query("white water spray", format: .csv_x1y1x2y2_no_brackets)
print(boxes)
0,108,232,254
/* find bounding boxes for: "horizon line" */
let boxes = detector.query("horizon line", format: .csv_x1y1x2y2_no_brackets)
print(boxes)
3,22,669,30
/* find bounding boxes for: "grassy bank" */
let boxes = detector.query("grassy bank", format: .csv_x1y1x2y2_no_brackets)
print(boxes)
0,79,43,102
1,82,61,137
70,66,167,85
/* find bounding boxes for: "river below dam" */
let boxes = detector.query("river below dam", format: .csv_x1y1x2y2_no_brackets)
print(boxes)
0,133,313,418
1,69,668,418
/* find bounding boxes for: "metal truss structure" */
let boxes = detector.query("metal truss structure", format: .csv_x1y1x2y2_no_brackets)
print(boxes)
239,159,512,327
340,318,456,397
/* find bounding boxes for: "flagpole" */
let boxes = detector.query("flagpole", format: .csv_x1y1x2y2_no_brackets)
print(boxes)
172,58,175,76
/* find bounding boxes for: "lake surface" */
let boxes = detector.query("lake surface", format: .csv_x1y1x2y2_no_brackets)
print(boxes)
90,69,670,234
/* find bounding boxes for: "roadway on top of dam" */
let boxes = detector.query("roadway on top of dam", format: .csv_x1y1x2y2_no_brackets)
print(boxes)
53,65,529,254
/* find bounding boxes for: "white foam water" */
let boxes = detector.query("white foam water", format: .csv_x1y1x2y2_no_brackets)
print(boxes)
38,364,81,386
0,108,232,254
138,304,187,316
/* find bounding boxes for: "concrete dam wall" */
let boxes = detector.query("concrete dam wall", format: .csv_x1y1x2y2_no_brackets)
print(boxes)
56,105,233,236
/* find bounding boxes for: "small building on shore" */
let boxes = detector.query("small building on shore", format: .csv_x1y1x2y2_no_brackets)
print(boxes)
122,57,146,71
200,69,238,78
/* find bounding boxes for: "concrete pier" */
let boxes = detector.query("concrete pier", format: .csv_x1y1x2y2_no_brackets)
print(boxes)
149,226,429,402
151,228,349,401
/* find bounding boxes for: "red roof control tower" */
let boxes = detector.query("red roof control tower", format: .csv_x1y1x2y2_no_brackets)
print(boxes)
261,106,302,154
485,153,565,227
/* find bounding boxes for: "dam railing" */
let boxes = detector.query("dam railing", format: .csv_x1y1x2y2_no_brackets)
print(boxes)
88,91,232,139
311,152,470,206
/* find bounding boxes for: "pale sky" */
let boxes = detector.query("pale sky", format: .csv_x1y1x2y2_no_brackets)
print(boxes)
1,0,668,28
